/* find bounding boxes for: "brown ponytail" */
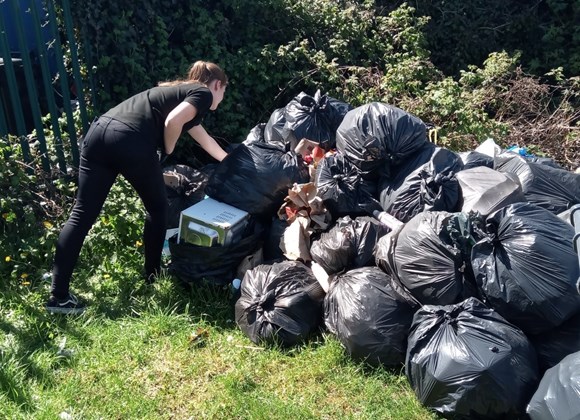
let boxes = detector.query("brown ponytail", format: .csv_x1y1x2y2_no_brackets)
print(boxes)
158,61,228,87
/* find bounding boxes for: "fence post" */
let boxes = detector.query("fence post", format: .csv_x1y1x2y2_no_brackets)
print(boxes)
45,0,80,168
0,13,32,164
9,0,51,172
30,0,68,173
60,0,89,135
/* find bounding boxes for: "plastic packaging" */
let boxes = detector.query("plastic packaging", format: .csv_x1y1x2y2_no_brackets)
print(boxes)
372,210,404,233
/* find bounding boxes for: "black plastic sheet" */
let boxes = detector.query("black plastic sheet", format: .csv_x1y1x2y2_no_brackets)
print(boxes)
406,297,539,419
243,123,266,145
263,108,286,150
471,202,580,334
324,267,415,367
235,260,324,347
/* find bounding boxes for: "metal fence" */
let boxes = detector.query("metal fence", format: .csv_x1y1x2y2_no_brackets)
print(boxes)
0,0,94,172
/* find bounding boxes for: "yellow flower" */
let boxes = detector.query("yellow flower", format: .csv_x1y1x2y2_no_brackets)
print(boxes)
135,240,143,247
21,273,28,279
5,256,10,262
43,221,54,229
21,281,30,286
103,274,111,279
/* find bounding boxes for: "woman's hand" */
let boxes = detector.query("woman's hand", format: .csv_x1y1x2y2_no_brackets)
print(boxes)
188,125,228,162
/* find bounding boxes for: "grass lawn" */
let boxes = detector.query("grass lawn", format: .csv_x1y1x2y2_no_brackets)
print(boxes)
0,270,438,419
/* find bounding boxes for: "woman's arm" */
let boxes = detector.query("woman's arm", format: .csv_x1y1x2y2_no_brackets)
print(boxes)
164,102,196,155
188,125,228,162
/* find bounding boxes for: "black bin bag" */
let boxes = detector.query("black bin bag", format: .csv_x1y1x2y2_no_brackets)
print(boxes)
242,123,266,145
235,261,325,347
310,216,389,275
283,90,352,151
406,297,539,419
263,217,288,262
263,108,287,150
163,164,213,228
205,142,310,218
471,202,580,335
386,211,478,306
496,154,580,214
526,351,580,420
528,311,580,373
324,267,416,367
379,147,463,223
458,150,494,170
168,221,264,287
315,152,378,220
335,102,428,178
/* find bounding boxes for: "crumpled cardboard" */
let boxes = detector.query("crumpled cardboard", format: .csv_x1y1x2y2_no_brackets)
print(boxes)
278,182,332,261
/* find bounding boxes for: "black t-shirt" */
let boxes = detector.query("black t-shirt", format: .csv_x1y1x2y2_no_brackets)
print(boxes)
103,83,213,148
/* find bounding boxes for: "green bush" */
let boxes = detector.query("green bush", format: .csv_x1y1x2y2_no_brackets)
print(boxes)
66,1,577,167
0,136,72,287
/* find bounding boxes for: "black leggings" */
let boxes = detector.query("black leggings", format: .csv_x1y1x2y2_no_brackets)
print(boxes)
51,117,168,299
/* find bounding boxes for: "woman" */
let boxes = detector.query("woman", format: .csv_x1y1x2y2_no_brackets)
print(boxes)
47,61,229,314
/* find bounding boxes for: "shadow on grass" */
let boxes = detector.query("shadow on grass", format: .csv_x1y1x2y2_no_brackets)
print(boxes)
0,292,92,412
85,271,237,332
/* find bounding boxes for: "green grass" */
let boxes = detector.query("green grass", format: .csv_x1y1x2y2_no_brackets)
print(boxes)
0,273,438,419
0,172,437,419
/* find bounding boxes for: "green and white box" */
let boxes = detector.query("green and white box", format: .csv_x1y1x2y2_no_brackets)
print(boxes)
178,198,250,247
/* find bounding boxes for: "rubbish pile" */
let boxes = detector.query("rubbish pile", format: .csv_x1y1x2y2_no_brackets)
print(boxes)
164,90,580,419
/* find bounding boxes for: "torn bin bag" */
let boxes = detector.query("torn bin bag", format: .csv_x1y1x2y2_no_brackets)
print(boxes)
406,297,539,419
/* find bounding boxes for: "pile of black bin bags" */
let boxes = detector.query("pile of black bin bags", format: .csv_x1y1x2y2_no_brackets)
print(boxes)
165,90,580,419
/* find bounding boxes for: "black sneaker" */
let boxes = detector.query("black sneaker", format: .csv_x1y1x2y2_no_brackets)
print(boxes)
46,293,86,315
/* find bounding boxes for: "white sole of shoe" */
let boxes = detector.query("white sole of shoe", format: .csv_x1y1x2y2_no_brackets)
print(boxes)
46,306,86,315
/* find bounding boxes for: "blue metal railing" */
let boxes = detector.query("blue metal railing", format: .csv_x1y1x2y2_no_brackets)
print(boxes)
0,0,92,172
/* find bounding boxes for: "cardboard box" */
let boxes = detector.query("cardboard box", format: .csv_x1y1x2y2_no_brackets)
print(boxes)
178,198,250,247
